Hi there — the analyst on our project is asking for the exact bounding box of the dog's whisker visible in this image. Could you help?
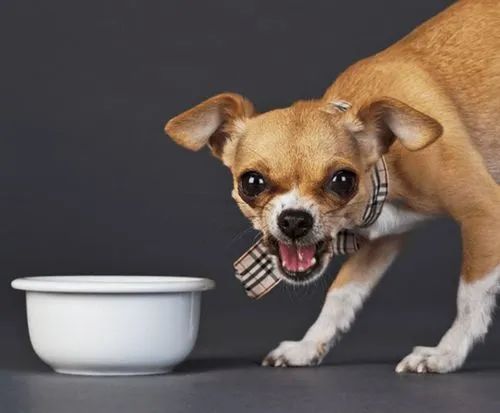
[225,226,258,249]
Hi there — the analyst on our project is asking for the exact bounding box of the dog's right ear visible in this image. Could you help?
[165,93,254,163]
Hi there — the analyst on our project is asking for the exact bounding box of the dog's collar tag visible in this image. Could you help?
[234,157,389,299]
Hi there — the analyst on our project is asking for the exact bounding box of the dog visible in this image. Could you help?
[165,0,500,373]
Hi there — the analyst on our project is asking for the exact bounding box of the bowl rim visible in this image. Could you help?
[11,275,216,293]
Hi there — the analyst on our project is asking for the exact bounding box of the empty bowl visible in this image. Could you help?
[11,275,215,376]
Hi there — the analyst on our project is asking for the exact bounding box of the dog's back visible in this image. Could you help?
[327,0,500,182]
[399,0,500,177]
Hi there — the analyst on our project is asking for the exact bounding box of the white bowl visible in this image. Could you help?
[11,275,215,376]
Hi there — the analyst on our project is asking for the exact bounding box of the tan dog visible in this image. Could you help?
[165,0,500,373]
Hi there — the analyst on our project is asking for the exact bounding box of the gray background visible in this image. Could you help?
[1,0,499,411]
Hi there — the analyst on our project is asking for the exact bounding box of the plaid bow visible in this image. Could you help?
[234,157,388,299]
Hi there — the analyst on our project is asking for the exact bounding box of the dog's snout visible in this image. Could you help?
[278,209,314,239]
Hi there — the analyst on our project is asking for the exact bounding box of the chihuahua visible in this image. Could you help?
[165,0,500,373]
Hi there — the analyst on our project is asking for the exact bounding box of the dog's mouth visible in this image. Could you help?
[267,237,330,283]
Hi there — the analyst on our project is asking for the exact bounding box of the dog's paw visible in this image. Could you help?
[262,340,327,367]
[395,346,465,374]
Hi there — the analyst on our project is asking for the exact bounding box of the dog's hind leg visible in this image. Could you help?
[262,235,403,367]
[397,189,500,374]
[396,266,500,374]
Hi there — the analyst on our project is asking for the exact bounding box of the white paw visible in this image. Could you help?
[262,340,327,367]
[395,346,465,374]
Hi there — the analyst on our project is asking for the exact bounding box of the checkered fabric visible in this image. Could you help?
[234,157,389,299]
[233,241,281,299]
[361,157,389,227]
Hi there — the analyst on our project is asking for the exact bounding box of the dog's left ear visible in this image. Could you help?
[346,97,443,162]
[165,93,254,161]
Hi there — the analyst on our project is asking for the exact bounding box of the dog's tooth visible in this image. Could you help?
[311,257,316,265]
[298,266,304,272]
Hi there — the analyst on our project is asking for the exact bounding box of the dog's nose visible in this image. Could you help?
[278,209,314,239]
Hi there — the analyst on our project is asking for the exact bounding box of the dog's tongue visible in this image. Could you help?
[278,243,316,273]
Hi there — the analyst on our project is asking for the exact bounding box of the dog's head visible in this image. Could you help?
[165,93,442,284]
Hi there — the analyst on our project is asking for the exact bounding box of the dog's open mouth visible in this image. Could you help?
[268,238,329,282]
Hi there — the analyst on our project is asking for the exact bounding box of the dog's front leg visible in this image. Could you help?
[262,235,403,367]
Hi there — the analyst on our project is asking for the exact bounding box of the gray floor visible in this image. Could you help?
[2,361,500,413]
[2,302,500,413]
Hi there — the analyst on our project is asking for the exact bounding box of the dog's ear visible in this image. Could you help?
[165,93,254,161]
[347,97,443,162]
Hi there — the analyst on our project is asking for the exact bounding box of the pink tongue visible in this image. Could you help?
[278,243,316,273]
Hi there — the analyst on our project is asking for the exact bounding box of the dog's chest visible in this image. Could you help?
[357,202,429,240]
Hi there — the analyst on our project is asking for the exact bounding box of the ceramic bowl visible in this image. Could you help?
[11,275,215,376]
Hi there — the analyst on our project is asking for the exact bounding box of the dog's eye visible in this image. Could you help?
[240,171,267,198]
[327,170,357,197]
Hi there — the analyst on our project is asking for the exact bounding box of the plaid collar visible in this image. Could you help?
[234,157,389,299]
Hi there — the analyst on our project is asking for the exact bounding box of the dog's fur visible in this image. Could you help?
[165,0,500,373]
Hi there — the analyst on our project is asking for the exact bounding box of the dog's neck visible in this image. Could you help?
[331,156,388,254]
[359,156,389,228]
